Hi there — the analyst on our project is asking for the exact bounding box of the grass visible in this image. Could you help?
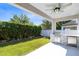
[0,37,49,56]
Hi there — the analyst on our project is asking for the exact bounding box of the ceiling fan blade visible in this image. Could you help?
[61,3,72,9]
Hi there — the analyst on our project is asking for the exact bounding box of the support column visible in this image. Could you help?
[50,20,56,42]
[61,26,64,30]
[76,18,79,48]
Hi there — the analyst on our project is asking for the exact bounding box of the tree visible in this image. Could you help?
[41,20,51,30]
[41,19,71,30]
[56,20,71,30]
[56,22,62,30]
[10,14,33,25]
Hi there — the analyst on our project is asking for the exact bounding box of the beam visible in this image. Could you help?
[55,14,79,22]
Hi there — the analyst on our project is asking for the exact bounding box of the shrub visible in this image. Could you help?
[0,22,41,41]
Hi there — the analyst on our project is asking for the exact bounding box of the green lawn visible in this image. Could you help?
[0,37,49,56]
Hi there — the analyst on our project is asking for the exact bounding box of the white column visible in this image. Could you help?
[76,18,79,48]
[61,26,64,30]
[61,26,64,36]
[77,20,79,30]
[50,20,56,42]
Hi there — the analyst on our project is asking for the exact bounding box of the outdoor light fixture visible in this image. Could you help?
[53,7,61,13]
[46,3,72,13]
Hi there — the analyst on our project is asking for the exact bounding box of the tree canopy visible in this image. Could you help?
[10,14,33,25]
[41,20,51,30]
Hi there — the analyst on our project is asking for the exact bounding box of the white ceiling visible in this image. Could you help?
[14,3,79,22]
[31,3,79,19]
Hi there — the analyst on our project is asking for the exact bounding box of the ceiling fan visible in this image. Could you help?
[46,3,72,13]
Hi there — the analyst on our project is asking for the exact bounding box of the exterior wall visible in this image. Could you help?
[41,29,63,43]
[61,36,68,45]
[41,30,60,37]
[41,29,79,48]
[41,30,51,37]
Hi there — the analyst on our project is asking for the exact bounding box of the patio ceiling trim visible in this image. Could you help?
[11,3,53,22]
[55,14,79,22]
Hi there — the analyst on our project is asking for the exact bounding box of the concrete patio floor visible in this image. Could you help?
[25,43,79,59]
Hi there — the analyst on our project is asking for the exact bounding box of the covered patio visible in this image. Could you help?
[11,3,79,56]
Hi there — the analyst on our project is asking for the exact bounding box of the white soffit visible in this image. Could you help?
[13,3,79,22]
[31,3,79,19]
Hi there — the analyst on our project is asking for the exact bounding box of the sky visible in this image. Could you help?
[0,3,43,25]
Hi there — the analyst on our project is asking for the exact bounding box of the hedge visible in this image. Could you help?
[0,22,41,40]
